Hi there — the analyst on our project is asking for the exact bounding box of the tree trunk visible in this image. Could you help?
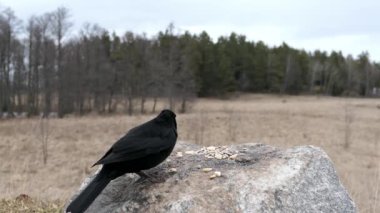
[140,96,145,114]
[108,90,114,113]
[127,96,133,115]
[180,97,186,113]
[152,96,157,113]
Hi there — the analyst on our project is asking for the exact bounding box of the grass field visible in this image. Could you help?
[0,94,379,212]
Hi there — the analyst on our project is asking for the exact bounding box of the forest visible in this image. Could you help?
[1,6,380,117]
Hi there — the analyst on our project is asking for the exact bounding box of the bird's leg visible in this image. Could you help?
[135,171,163,183]
[136,171,150,179]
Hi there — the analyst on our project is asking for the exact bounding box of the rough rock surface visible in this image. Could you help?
[66,142,356,213]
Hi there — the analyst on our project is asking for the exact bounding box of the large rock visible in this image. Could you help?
[66,142,356,213]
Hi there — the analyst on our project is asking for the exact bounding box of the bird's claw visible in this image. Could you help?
[135,171,165,184]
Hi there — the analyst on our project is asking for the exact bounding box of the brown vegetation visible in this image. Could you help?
[0,94,379,212]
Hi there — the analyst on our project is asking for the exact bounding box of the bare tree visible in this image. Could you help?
[158,24,183,110]
[26,17,36,115]
[12,40,26,113]
[177,33,196,113]
[37,13,56,117]
[107,33,123,113]
[149,40,166,113]
[0,7,21,116]
[50,7,72,117]
[117,31,144,115]
[155,24,197,112]
[137,35,150,114]
[26,15,46,116]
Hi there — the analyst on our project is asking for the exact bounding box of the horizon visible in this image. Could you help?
[1,0,379,62]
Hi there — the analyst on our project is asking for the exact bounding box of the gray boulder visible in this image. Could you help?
[66,142,356,213]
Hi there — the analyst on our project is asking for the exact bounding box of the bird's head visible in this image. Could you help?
[157,109,177,128]
[158,109,176,119]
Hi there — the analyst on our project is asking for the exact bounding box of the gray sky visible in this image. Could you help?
[2,0,379,61]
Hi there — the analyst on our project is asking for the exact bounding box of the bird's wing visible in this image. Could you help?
[93,134,174,166]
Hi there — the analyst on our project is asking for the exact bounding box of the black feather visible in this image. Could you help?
[66,109,177,213]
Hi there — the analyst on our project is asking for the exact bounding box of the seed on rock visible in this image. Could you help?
[176,152,183,157]
[168,168,177,173]
[207,146,216,151]
[214,171,222,177]
[185,151,196,155]
[229,154,238,159]
[202,168,213,172]
[209,174,217,179]
[215,153,223,159]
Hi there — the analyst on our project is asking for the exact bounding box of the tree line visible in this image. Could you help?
[1,6,379,118]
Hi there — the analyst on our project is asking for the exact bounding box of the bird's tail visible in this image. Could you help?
[66,168,111,213]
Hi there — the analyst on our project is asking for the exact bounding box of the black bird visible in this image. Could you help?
[66,109,177,213]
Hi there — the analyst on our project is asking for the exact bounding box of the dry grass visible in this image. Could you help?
[0,195,62,213]
[0,94,379,212]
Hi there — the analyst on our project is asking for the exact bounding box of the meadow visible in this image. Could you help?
[0,94,379,212]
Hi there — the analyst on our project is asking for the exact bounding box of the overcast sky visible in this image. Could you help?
[1,0,379,61]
